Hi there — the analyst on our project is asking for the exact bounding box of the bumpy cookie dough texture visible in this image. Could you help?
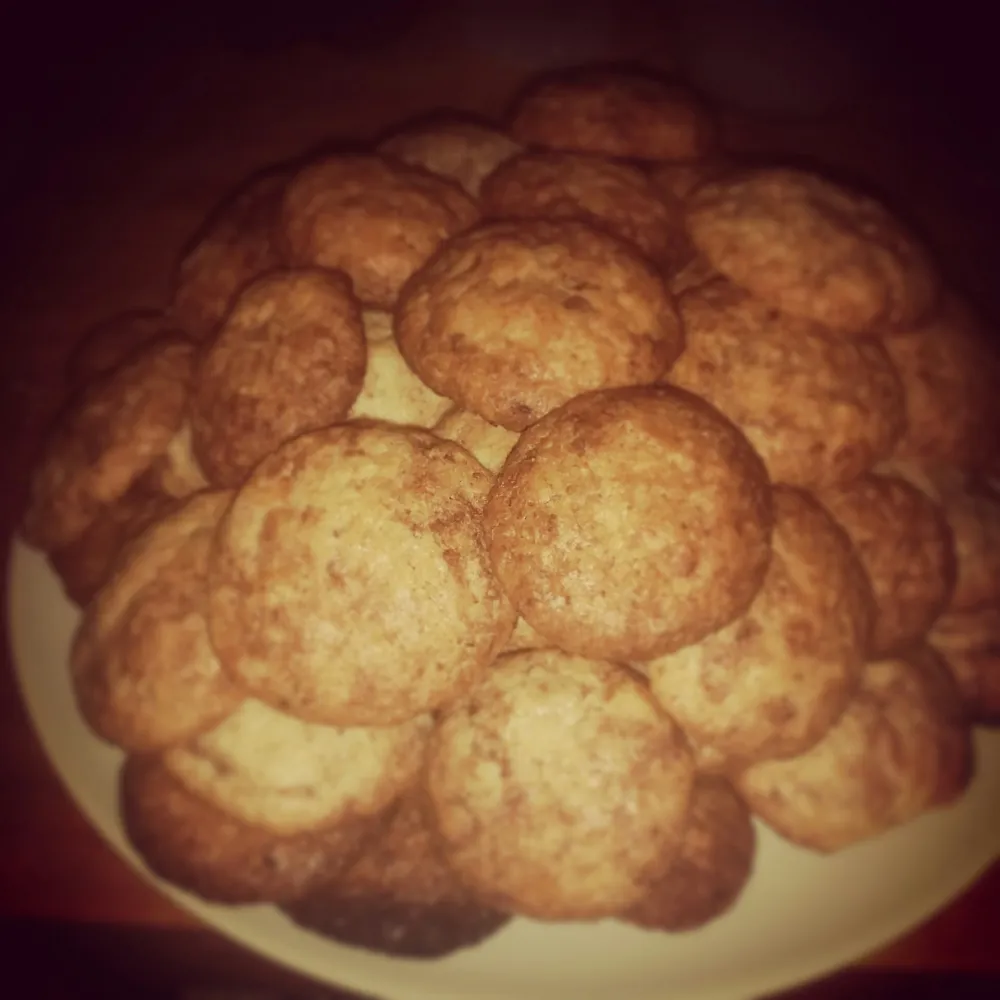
[144,420,209,499]
[378,117,522,196]
[22,337,195,552]
[485,386,773,660]
[624,775,755,932]
[737,650,973,852]
[396,219,683,430]
[648,488,873,767]
[120,754,371,904]
[433,408,520,474]
[511,70,714,161]
[208,423,515,725]
[280,154,479,308]
[669,279,905,488]
[687,168,939,334]
[816,474,956,656]
[427,650,695,920]
[171,167,289,341]
[884,294,1000,472]
[929,609,1000,721]
[349,337,451,428]
[480,151,685,262]
[190,269,366,487]
[163,699,431,836]
[284,788,511,957]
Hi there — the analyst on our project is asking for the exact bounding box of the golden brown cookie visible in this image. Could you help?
[378,117,522,196]
[170,167,290,341]
[396,219,683,430]
[362,309,394,343]
[120,754,372,904]
[883,294,1000,472]
[736,650,974,852]
[433,408,520,474]
[687,168,939,335]
[70,491,241,752]
[189,269,366,488]
[22,337,195,552]
[623,775,755,932]
[816,473,956,655]
[648,487,873,767]
[208,423,515,725]
[349,337,451,428]
[510,69,715,161]
[480,151,685,263]
[929,609,1000,723]
[283,788,511,957]
[426,649,695,920]
[66,310,188,389]
[163,699,431,836]
[669,279,906,488]
[485,385,773,660]
[280,154,479,308]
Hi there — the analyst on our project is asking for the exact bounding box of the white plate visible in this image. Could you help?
[8,537,1000,1000]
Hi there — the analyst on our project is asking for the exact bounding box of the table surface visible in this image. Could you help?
[1,2,999,993]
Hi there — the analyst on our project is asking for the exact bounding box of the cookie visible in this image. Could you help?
[485,386,773,660]
[120,754,372,904]
[687,168,939,334]
[70,491,242,752]
[280,154,479,307]
[349,337,451,428]
[929,609,1000,723]
[66,310,187,389]
[816,473,956,655]
[623,775,755,932]
[190,269,366,487]
[737,650,974,852]
[647,487,873,767]
[510,69,714,161]
[22,337,195,552]
[362,309,394,343]
[378,117,522,196]
[433,408,520,474]
[480,151,685,263]
[142,419,209,499]
[170,166,289,340]
[208,423,515,725]
[668,279,906,488]
[163,699,431,836]
[396,219,683,430]
[883,294,1000,472]
[426,649,695,920]
[283,787,511,957]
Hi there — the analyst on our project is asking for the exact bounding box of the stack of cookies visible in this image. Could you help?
[19,66,1000,957]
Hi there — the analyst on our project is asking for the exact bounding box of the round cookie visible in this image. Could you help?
[66,310,187,389]
[485,385,773,661]
[120,754,372,904]
[480,151,685,263]
[189,269,366,487]
[736,650,974,852]
[686,168,939,334]
[396,219,683,430]
[433,408,520,474]
[623,775,755,932]
[426,649,696,920]
[349,337,451,428]
[883,293,1000,473]
[648,487,873,767]
[668,278,905,488]
[510,69,715,161]
[22,336,195,552]
[171,167,290,341]
[70,491,241,752]
[929,609,1000,723]
[208,423,515,725]
[143,419,209,500]
[816,473,956,655]
[362,309,394,343]
[283,787,511,957]
[280,154,479,308]
[378,117,522,196]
